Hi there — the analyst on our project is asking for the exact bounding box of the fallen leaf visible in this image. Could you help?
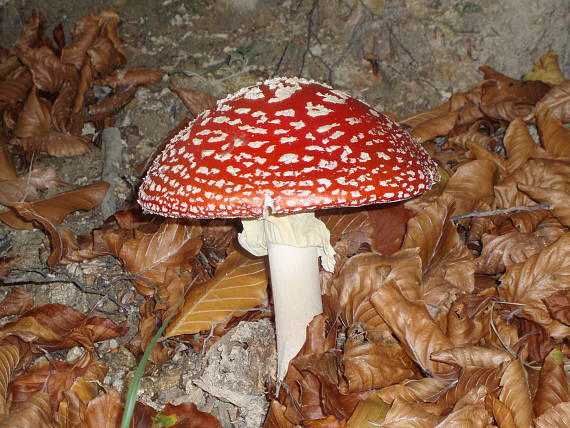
[0,345,20,414]
[544,290,570,325]
[533,349,569,417]
[96,67,164,89]
[436,385,491,428]
[13,87,52,138]
[485,394,516,428]
[0,391,58,428]
[439,366,504,412]
[376,378,447,405]
[368,204,413,255]
[0,181,109,230]
[158,402,223,428]
[533,401,570,428]
[503,118,548,174]
[524,50,565,86]
[536,106,570,158]
[87,85,137,121]
[382,398,440,427]
[166,249,268,336]
[15,131,92,157]
[0,69,33,111]
[347,394,390,427]
[536,80,570,122]
[371,280,459,382]
[87,37,126,76]
[410,111,457,143]
[84,389,123,428]
[498,233,570,325]
[499,360,533,428]
[263,400,296,428]
[0,288,34,318]
[430,346,511,369]
[13,46,66,93]
[398,101,450,128]
[170,86,218,117]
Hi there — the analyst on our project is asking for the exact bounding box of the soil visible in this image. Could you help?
[0,0,568,426]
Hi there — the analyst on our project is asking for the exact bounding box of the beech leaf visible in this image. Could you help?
[533,349,569,417]
[534,401,570,428]
[166,249,268,336]
[499,359,533,428]
[0,345,20,414]
[84,389,123,428]
[536,80,570,122]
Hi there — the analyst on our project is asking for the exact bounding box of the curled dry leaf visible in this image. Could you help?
[398,101,450,128]
[498,233,570,325]
[0,391,57,428]
[381,398,440,427]
[533,349,569,417]
[0,167,67,206]
[544,290,570,326]
[87,37,126,76]
[371,280,459,382]
[13,46,66,93]
[117,221,201,296]
[436,386,491,428]
[446,122,495,151]
[368,204,413,255]
[430,346,512,369]
[341,328,417,393]
[485,394,516,428]
[536,106,570,158]
[479,77,550,109]
[494,158,570,209]
[476,228,564,274]
[170,86,218,117]
[481,100,534,122]
[328,250,422,330]
[376,378,447,405]
[13,87,52,138]
[158,402,223,428]
[84,389,123,428]
[347,395,390,428]
[0,70,33,111]
[96,67,164,89]
[503,118,548,174]
[439,366,503,412]
[320,209,372,256]
[465,142,506,176]
[0,288,34,318]
[536,80,570,122]
[524,50,565,86]
[410,111,457,143]
[446,294,492,348]
[165,249,268,337]
[499,359,533,428]
[519,184,570,227]
[87,85,137,121]
[264,400,296,428]
[443,159,497,216]
[533,401,570,428]
[402,194,474,306]
[0,181,109,230]
[0,345,20,414]
[17,131,92,157]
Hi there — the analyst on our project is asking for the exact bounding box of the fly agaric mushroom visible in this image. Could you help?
[138,77,439,380]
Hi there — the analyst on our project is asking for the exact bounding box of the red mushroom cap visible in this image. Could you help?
[138,77,439,218]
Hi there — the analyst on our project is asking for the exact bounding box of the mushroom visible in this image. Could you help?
[138,77,440,381]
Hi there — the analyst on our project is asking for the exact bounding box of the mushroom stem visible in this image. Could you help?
[267,243,323,380]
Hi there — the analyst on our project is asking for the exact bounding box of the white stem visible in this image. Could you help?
[267,243,323,380]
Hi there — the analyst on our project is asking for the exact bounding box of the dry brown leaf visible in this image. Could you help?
[0,391,57,428]
[0,345,20,414]
[439,366,504,411]
[117,221,201,296]
[436,386,491,428]
[536,106,570,158]
[465,142,506,176]
[524,50,565,86]
[13,87,52,138]
[263,400,296,428]
[84,389,123,428]
[446,294,492,347]
[544,290,570,326]
[0,167,67,205]
[87,37,126,76]
[410,111,457,143]
[0,288,33,318]
[0,144,17,179]
[158,402,223,428]
[369,204,413,255]
[402,194,475,306]
[443,159,497,216]
[320,209,372,253]
[371,280,459,381]
[494,158,570,209]
[498,233,570,325]
[430,346,512,369]
[170,86,218,117]
[533,401,570,428]
[536,80,570,122]
[96,67,164,89]
[533,349,569,417]
[482,100,534,122]
[486,394,516,428]
[0,70,32,111]
[479,77,550,109]
[376,378,447,405]
[476,229,564,274]
[16,131,92,157]
[87,85,137,121]
[0,181,109,230]
[398,101,450,128]
[518,184,570,227]
[342,328,417,393]
[382,398,440,428]
[166,249,268,336]
[13,46,66,93]
[347,394,390,428]
[499,360,533,428]
[503,118,548,174]
[328,250,422,330]
[446,122,495,151]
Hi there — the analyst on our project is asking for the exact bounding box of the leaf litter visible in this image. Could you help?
[0,8,568,428]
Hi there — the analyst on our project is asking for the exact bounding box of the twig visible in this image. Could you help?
[451,203,551,221]
[1,270,129,313]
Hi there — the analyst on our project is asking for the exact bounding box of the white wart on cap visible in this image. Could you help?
[138,77,439,218]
